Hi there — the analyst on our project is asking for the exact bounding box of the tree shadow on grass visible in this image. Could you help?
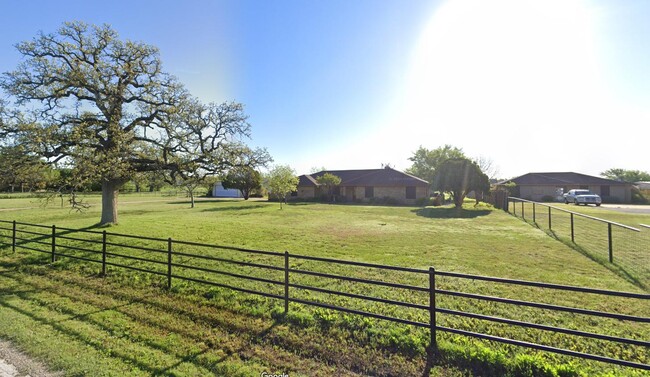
[545,229,646,290]
[0,265,288,376]
[200,204,268,213]
[167,198,246,205]
[413,207,492,219]
[286,202,318,206]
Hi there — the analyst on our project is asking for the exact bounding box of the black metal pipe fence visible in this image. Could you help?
[507,197,649,289]
[0,219,648,371]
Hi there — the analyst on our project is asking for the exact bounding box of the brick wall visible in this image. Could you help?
[294,184,429,204]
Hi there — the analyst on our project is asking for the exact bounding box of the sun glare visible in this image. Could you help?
[390,0,623,174]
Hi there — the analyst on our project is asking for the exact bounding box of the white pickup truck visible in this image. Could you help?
[563,189,602,206]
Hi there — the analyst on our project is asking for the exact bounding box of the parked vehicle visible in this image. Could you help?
[563,189,602,206]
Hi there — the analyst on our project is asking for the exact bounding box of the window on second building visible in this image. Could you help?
[365,186,374,198]
[406,186,416,199]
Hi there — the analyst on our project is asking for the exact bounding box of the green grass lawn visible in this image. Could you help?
[511,200,650,289]
[536,201,650,227]
[0,196,648,376]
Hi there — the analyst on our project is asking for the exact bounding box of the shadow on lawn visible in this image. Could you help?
[0,262,295,376]
[0,253,431,376]
[200,204,268,212]
[413,207,492,219]
[0,258,426,376]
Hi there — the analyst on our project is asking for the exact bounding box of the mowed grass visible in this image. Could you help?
[534,201,650,227]
[511,200,650,289]
[0,196,648,376]
[0,195,639,286]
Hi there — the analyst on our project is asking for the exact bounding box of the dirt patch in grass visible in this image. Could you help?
[0,339,62,377]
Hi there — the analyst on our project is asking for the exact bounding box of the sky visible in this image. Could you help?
[0,0,648,179]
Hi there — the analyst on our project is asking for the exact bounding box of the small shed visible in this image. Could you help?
[212,182,242,198]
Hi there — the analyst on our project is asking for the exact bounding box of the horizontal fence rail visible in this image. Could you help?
[506,197,649,290]
[0,219,648,371]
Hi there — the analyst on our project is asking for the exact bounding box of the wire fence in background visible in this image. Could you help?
[507,197,649,290]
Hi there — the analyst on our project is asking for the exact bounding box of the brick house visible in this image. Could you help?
[295,167,430,204]
[497,172,633,203]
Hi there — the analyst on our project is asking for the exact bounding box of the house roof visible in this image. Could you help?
[298,167,429,187]
[497,172,630,186]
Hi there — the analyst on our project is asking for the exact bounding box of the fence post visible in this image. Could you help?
[12,220,16,253]
[428,267,437,357]
[101,230,107,276]
[284,251,290,314]
[521,201,525,220]
[513,199,517,216]
[50,225,57,263]
[548,207,552,230]
[608,224,613,263]
[570,213,575,242]
[167,238,173,289]
[532,203,536,224]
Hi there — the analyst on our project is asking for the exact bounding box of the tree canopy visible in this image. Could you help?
[406,145,466,185]
[433,158,490,208]
[601,168,650,183]
[0,145,54,192]
[264,165,299,209]
[316,172,341,202]
[221,166,262,200]
[0,21,268,224]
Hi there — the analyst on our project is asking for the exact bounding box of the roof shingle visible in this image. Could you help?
[299,167,429,187]
[498,172,630,186]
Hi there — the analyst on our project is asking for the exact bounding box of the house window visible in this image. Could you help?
[406,186,416,199]
[333,186,341,196]
[365,186,374,198]
[290,190,298,197]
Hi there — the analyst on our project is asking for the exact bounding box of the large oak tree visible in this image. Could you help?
[1,21,267,224]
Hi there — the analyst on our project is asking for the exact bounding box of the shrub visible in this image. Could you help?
[540,195,555,202]
[414,197,429,206]
[631,187,648,204]
[383,196,399,205]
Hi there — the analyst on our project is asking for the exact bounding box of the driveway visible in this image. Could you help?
[599,204,650,215]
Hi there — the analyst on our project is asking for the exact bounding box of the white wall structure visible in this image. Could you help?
[212,182,242,198]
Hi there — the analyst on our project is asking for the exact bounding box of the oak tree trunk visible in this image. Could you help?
[101,180,122,225]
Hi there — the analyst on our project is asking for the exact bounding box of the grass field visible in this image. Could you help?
[0,195,648,376]
[533,201,650,227]
[509,200,650,289]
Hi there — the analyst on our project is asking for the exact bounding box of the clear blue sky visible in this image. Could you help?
[1,0,648,178]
